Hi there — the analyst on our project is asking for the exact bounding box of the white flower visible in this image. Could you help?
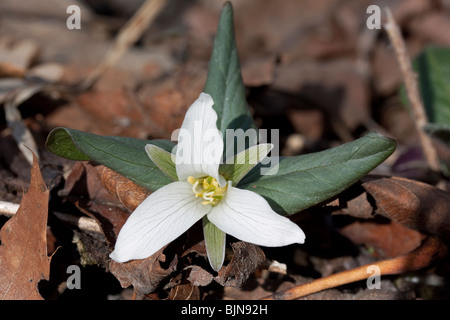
[109,93,305,269]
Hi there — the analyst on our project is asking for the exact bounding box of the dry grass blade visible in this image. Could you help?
[261,237,446,300]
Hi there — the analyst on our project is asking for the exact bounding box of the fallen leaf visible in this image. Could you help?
[167,282,201,300]
[333,188,373,219]
[97,165,151,212]
[339,219,424,258]
[263,237,446,300]
[0,152,51,300]
[215,242,265,288]
[272,59,370,135]
[241,55,275,87]
[362,176,450,240]
[186,265,214,287]
[109,248,178,295]
[0,39,39,78]
[4,85,43,164]
[59,162,130,246]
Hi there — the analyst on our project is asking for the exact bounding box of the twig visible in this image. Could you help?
[384,8,441,173]
[79,0,167,91]
[0,200,19,216]
[261,237,446,300]
[0,200,102,234]
[52,212,103,234]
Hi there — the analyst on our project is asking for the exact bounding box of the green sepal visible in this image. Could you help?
[202,216,226,272]
[220,143,273,185]
[145,144,178,181]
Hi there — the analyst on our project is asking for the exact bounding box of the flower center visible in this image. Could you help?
[187,176,227,206]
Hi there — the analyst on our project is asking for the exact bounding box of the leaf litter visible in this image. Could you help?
[0,151,51,299]
[1,0,450,300]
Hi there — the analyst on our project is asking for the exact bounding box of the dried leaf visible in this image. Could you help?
[167,282,201,300]
[0,39,39,78]
[59,162,131,245]
[4,86,43,164]
[186,265,214,287]
[339,219,424,258]
[109,248,178,295]
[332,186,374,219]
[263,237,446,300]
[215,242,265,288]
[362,176,450,240]
[97,165,151,212]
[60,162,115,203]
[0,152,51,300]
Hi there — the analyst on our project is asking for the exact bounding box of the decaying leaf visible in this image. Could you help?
[362,176,450,240]
[186,265,214,287]
[339,219,424,258]
[4,86,42,165]
[263,237,446,300]
[332,175,450,257]
[97,165,151,212]
[59,162,131,245]
[167,282,201,300]
[0,152,51,300]
[109,248,178,295]
[215,242,265,288]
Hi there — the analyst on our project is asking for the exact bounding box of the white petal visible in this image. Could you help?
[207,182,305,247]
[110,181,211,263]
[175,93,224,185]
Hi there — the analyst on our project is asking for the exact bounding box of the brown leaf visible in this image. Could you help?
[97,165,150,212]
[0,39,39,78]
[167,282,201,300]
[60,162,130,246]
[215,242,265,288]
[186,265,214,287]
[109,248,178,295]
[263,237,446,300]
[0,153,51,300]
[335,190,374,219]
[60,162,115,203]
[241,55,275,87]
[339,219,424,258]
[362,176,450,240]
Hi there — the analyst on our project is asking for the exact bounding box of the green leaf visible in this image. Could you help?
[45,127,174,191]
[203,2,256,144]
[220,143,273,185]
[145,145,178,181]
[238,132,396,215]
[45,127,90,161]
[412,46,450,125]
[202,216,226,272]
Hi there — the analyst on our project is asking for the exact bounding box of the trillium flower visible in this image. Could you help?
[110,93,305,270]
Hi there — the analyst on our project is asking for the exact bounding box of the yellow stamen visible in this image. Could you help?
[187,176,227,206]
[187,176,197,185]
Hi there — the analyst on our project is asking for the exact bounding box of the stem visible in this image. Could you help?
[261,237,446,300]
[384,8,440,173]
